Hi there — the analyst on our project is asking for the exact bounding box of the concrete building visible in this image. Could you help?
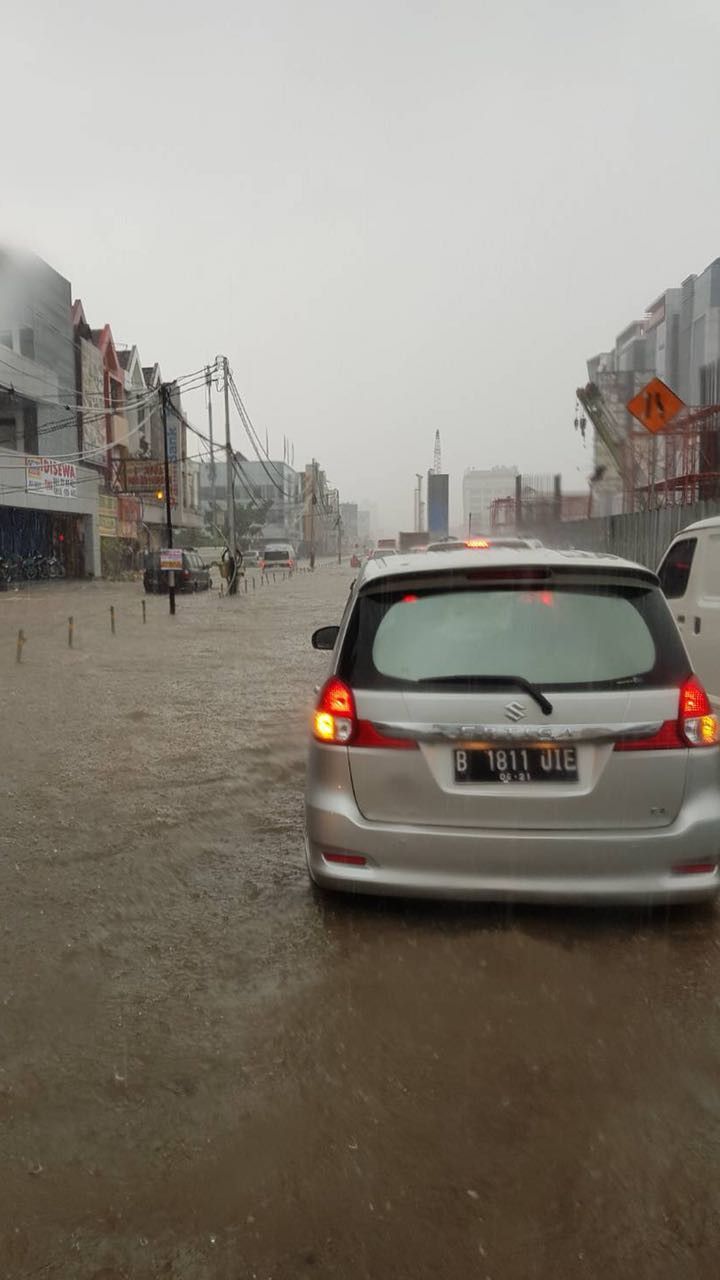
[339,502,358,544]
[0,249,100,575]
[586,256,720,505]
[463,466,518,535]
[199,457,303,545]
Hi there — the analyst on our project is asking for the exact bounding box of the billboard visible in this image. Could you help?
[121,459,178,504]
[26,455,78,499]
[427,472,449,537]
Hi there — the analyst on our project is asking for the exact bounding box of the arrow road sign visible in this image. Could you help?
[627,377,684,434]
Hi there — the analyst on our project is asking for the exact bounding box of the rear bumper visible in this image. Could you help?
[305,791,720,905]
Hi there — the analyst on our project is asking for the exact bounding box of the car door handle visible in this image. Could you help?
[676,614,685,623]
[694,616,701,635]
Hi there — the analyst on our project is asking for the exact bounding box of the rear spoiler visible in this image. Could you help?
[358,562,659,593]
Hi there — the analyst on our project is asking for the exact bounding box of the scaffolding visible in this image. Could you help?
[578,376,720,512]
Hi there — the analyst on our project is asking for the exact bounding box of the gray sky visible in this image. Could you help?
[6,0,720,531]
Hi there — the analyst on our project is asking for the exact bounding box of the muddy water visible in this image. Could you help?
[0,568,718,1278]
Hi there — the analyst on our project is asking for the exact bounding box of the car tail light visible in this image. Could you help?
[323,852,367,866]
[615,675,719,752]
[312,678,417,749]
[671,861,717,876]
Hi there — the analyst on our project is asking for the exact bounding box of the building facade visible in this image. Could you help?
[462,466,518,536]
[585,256,720,508]
[0,249,100,575]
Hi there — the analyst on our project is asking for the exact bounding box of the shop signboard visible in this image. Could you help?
[26,455,78,499]
[122,459,178,504]
[160,548,183,571]
[117,495,141,539]
[98,494,118,538]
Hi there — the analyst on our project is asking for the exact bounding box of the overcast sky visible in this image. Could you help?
[6,0,720,530]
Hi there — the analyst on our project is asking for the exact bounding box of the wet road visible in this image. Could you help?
[1,566,718,1279]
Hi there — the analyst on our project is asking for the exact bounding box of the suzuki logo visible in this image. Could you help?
[504,700,527,722]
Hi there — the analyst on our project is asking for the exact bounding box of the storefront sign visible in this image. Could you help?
[160,548,183,571]
[98,493,118,538]
[122,459,178,504]
[26,455,78,499]
[117,495,141,539]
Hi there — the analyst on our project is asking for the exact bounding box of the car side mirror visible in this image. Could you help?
[312,625,339,651]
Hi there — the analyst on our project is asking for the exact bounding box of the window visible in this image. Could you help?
[23,405,38,455]
[19,327,35,360]
[701,534,720,599]
[657,537,697,599]
[0,416,16,448]
[341,580,688,691]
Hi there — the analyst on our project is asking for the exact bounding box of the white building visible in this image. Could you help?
[462,466,518,535]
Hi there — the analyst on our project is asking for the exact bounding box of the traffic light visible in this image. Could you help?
[155,488,164,501]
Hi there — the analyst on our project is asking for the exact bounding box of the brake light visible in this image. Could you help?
[614,675,719,751]
[313,678,355,743]
[312,678,417,749]
[679,676,719,745]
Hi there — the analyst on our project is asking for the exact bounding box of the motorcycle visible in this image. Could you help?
[46,554,66,579]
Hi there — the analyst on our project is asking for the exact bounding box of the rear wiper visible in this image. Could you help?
[416,674,553,716]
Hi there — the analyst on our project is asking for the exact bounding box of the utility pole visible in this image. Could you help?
[309,460,316,570]
[416,473,423,533]
[337,515,342,564]
[206,365,216,529]
[223,356,238,594]
[160,384,176,617]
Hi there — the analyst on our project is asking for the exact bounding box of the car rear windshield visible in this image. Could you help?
[339,579,689,690]
[264,549,291,562]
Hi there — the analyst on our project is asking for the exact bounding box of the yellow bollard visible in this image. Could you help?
[141,600,146,625]
[16,629,25,663]
[110,605,116,635]
[68,616,74,648]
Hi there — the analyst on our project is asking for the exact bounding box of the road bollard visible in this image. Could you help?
[68,616,74,648]
[141,600,146,625]
[110,605,116,636]
[253,576,256,590]
[244,577,248,593]
[273,572,276,584]
[16,629,25,663]
[220,581,224,597]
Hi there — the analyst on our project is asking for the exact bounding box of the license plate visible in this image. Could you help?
[454,746,578,784]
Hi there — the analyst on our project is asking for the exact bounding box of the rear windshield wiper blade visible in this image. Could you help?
[416,674,553,716]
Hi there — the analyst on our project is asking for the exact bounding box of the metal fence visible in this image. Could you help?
[534,498,720,570]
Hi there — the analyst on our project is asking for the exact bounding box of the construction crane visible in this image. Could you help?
[432,429,442,474]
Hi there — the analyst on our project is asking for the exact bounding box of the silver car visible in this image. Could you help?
[305,549,720,904]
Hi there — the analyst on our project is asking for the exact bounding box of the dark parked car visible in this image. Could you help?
[143,549,212,593]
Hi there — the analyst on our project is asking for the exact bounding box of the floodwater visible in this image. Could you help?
[0,566,718,1279]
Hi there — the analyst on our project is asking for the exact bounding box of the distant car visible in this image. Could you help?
[143,549,211,593]
[305,546,720,904]
[368,547,398,559]
[261,544,296,572]
[243,549,260,568]
[426,536,543,552]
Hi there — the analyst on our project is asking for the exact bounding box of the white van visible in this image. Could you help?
[657,516,720,709]
[261,543,296,572]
